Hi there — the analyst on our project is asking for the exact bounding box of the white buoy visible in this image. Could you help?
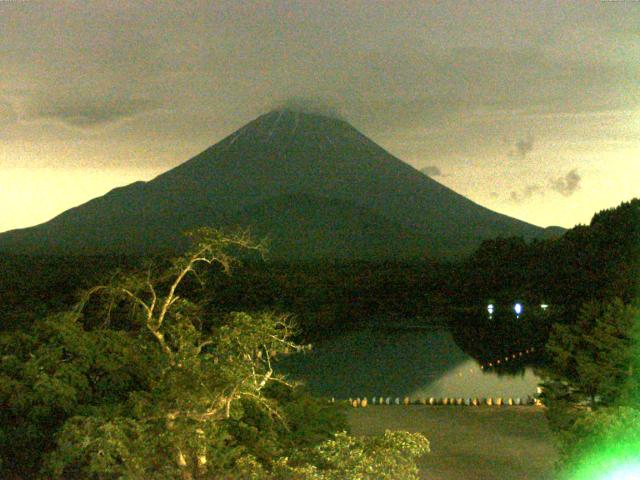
[385,397,391,405]
[395,397,401,405]
[429,397,436,405]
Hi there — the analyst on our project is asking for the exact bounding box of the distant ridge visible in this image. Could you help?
[0,110,560,259]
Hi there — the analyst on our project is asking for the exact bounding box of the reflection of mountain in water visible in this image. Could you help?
[277,327,541,399]
[448,309,549,372]
[410,359,540,399]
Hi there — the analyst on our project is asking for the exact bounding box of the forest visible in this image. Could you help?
[0,198,638,478]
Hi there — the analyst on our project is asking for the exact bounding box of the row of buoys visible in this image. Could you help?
[479,347,537,370]
[340,396,543,408]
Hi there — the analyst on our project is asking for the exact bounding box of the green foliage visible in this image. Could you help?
[293,430,430,480]
[541,298,640,473]
[0,228,428,479]
[543,299,640,410]
[0,313,150,477]
[232,430,430,480]
[556,406,640,479]
[506,200,640,476]
[458,199,639,312]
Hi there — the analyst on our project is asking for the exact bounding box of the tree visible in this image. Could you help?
[0,312,149,477]
[237,430,430,480]
[45,228,312,479]
[540,298,640,472]
[558,406,640,479]
[0,228,429,479]
[543,299,639,409]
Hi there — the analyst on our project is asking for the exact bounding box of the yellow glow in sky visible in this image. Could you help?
[1,167,161,233]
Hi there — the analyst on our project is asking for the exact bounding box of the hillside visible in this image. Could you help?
[0,110,555,259]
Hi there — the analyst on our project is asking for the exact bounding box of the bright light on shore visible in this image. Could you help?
[514,303,523,316]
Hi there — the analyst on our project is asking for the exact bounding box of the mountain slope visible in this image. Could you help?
[0,110,553,258]
[222,193,430,261]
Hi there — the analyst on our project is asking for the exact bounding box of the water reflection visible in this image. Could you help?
[410,359,540,399]
[278,325,541,399]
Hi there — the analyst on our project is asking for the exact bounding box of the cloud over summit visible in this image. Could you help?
[0,0,636,230]
[271,98,345,121]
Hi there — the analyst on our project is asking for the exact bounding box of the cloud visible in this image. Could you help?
[420,165,443,177]
[0,1,636,171]
[509,136,534,159]
[509,169,582,202]
[22,94,160,129]
[0,98,17,125]
[0,90,28,122]
[551,169,581,196]
[272,97,344,120]
[516,138,534,157]
[509,184,544,203]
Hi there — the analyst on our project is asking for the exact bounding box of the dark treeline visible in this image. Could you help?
[449,198,639,368]
[0,254,457,338]
[0,254,140,330]
[447,199,640,475]
[459,198,639,312]
[1,199,638,346]
[201,259,456,338]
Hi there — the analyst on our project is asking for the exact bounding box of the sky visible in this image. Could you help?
[1,0,638,233]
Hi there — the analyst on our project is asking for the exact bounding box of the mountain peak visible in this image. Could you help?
[259,108,345,125]
[0,110,548,258]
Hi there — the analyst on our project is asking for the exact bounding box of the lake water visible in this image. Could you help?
[278,326,541,399]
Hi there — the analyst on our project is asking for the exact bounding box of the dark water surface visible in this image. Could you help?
[278,325,541,399]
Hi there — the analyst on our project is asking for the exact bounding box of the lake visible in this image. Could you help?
[278,325,542,400]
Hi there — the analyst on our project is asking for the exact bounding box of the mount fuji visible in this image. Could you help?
[0,110,559,259]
